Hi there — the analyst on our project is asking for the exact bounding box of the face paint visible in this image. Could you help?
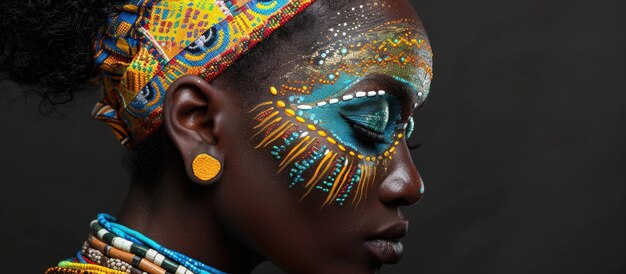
[250,2,433,207]
[406,116,415,139]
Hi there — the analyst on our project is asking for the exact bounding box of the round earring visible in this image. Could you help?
[192,153,222,182]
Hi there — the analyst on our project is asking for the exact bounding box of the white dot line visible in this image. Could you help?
[296,90,388,110]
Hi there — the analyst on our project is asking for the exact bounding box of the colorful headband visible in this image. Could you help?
[91,0,315,148]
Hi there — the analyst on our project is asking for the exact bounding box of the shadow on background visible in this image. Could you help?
[0,0,624,273]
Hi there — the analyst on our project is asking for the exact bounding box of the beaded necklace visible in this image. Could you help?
[46,214,227,274]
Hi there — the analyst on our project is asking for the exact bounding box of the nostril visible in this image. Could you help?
[378,175,423,207]
[378,140,424,206]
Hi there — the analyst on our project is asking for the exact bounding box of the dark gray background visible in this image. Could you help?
[1,0,624,273]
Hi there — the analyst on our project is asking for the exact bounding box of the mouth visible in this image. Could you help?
[364,221,408,264]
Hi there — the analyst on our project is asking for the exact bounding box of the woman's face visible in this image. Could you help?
[212,0,432,272]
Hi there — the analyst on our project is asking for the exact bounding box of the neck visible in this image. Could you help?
[116,175,263,274]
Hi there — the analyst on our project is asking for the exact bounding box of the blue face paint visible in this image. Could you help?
[341,99,390,134]
[297,93,402,155]
[406,116,415,139]
[250,19,433,207]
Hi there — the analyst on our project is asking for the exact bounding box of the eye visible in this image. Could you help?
[340,97,391,144]
[349,122,388,143]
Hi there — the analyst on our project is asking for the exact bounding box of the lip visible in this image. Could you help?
[364,221,408,264]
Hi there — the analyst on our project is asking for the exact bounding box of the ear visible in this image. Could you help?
[163,75,225,185]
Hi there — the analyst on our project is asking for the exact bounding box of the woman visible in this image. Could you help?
[1,0,433,273]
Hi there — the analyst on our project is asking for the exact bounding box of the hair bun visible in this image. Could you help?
[0,0,122,107]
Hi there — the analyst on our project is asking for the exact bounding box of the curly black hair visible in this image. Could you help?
[0,0,336,187]
[0,0,123,106]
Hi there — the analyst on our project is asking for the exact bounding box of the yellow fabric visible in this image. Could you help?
[92,0,316,147]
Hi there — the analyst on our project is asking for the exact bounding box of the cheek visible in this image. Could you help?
[211,107,378,271]
[212,111,316,256]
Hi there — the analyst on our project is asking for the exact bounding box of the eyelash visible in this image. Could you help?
[349,122,388,144]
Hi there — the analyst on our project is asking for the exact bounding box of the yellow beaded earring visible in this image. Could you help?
[192,153,222,182]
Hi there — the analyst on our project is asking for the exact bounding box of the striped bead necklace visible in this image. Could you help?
[49,214,226,274]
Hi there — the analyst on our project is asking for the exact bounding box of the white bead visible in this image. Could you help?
[378,90,386,95]
[121,239,132,252]
[356,91,366,97]
[317,101,327,107]
[367,91,377,97]
[329,98,339,104]
[297,105,312,110]
[146,249,158,261]
[342,95,354,100]
[175,266,190,274]
[154,254,165,265]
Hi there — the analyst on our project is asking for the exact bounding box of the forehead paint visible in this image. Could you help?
[250,1,433,207]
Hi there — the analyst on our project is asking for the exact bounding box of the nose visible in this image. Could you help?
[378,144,424,206]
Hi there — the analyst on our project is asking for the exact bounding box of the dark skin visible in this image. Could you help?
[117,0,429,273]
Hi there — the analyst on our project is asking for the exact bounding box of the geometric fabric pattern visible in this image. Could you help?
[92,0,316,147]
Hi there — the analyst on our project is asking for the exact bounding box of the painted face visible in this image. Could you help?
[212,0,432,272]
[249,7,432,207]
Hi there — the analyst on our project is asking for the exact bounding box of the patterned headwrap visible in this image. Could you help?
[92,0,315,148]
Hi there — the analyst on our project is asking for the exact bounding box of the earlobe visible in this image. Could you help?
[163,75,225,185]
